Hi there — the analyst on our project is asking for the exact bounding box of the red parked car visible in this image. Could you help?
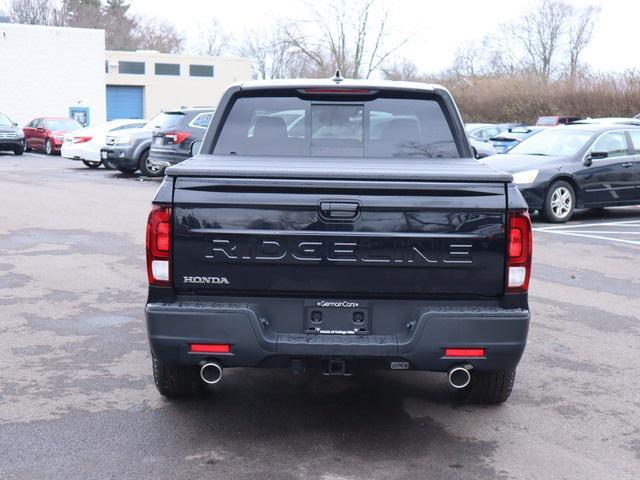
[23,117,82,155]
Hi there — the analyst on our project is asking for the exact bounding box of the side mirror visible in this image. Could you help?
[36,126,45,131]
[190,139,203,156]
[583,155,592,167]
[13,122,18,127]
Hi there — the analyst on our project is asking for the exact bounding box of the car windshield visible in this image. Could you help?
[46,119,81,130]
[146,111,185,130]
[214,94,459,158]
[0,113,13,127]
[508,129,592,156]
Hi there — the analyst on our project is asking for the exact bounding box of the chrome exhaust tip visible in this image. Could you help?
[448,365,472,389]
[200,362,223,385]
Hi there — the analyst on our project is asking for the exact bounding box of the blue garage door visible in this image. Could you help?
[106,85,144,120]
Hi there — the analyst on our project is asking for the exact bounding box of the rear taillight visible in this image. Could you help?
[164,132,190,144]
[146,205,171,286]
[506,210,532,293]
[73,136,93,144]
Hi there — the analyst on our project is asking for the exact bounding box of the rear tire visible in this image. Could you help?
[82,160,101,168]
[13,146,24,156]
[25,140,32,152]
[138,150,164,177]
[152,356,204,399]
[117,166,137,175]
[102,157,117,170]
[469,368,516,404]
[543,180,575,223]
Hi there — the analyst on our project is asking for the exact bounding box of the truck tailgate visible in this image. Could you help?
[172,176,507,297]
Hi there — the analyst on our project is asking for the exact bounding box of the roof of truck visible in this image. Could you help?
[238,78,444,93]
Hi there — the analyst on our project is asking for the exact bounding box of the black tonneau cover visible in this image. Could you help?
[166,155,513,183]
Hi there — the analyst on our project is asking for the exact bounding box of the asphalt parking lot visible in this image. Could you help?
[1,152,639,480]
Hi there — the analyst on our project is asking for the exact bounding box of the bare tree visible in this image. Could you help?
[382,58,421,81]
[196,17,231,57]
[8,0,59,25]
[282,0,408,79]
[8,0,184,54]
[450,41,483,78]
[135,17,184,53]
[516,0,572,82]
[238,25,316,79]
[567,5,600,82]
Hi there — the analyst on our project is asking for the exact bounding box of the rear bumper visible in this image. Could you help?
[61,144,99,162]
[0,138,24,150]
[101,146,138,169]
[146,301,530,372]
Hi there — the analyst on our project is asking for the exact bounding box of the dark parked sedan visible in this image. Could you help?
[483,125,640,222]
[148,107,215,171]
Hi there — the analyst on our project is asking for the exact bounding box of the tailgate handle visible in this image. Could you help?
[319,202,359,220]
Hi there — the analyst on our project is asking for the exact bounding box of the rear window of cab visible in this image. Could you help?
[213,93,460,158]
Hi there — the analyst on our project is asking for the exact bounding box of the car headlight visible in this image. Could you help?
[512,169,539,184]
[114,134,133,145]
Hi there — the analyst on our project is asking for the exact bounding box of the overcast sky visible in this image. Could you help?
[130,0,637,74]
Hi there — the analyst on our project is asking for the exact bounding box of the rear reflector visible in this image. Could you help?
[190,344,231,353]
[444,348,485,357]
[506,211,532,292]
[151,260,169,282]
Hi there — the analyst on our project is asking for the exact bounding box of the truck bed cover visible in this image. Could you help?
[166,155,513,183]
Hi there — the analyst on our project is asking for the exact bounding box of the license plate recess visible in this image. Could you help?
[304,300,370,335]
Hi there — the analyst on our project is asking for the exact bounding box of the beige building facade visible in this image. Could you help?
[105,50,252,120]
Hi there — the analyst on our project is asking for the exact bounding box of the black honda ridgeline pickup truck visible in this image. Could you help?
[145,78,532,404]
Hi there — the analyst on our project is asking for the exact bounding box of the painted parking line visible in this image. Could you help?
[534,220,640,246]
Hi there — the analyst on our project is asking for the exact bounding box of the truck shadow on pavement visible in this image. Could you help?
[157,368,501,477]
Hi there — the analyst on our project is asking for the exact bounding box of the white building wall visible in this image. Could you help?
[0,24,106,126]
[105,51,252,117]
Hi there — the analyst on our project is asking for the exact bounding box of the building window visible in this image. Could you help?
[155,63,180,76]
[118,61,145,75]
[189,64,214,77]
[105,60,109,73]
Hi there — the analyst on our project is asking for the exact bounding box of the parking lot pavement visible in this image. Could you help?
[535,214,640,246]
[0,154,639,480]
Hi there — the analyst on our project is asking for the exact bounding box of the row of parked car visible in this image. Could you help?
[466,115,640,158]
[0,107,215,177]
[472,116,640,222]
[4,106,640,224]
